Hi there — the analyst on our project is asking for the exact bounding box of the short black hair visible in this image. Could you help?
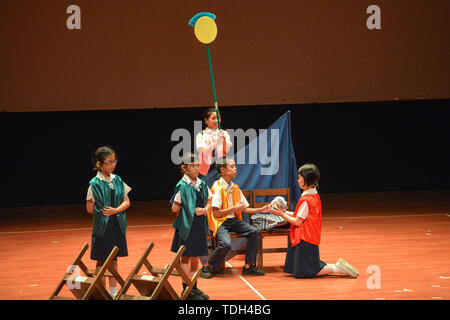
[298,163,320,187]
[181,152,197,165]
[215,157,233,177]
[203,107,218,120]
[203,107,221,126]
[91,146,116,171]
[179,152,198,175]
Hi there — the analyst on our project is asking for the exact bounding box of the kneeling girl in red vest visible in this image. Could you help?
[270,163,359,278]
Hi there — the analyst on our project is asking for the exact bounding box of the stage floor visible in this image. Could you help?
[0,191,449,300]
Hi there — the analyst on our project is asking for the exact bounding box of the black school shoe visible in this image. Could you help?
[187,290,204,300]
[192,287,209,300]
[242,265,265,276]
[200,265,212,279]
[183,283,208,300]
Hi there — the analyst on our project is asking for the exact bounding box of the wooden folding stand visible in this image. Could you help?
[116,243,199,300]
[49,243,124,300]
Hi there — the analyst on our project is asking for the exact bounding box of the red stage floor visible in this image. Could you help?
[0,191,449,300]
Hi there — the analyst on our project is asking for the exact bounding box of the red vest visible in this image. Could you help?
[290,193,322,246]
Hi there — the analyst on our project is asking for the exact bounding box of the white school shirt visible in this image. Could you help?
[196,128,232,162]
[211,177,249,219]
[173,174,212,204]
[86,172,132,202]
[291,187,318,220]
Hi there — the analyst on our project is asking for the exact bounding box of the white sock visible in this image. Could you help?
[110,287,117,295]
[330,264,340,273]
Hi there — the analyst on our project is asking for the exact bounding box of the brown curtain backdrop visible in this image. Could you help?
[1,0,449,112]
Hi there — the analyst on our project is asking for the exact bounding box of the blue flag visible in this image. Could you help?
[176,111,301,262]
[203,110,302,210]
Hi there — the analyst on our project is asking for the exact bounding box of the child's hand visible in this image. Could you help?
[215,130,225,144]
[260,204,271,213]
[195,207,207,216]
[270,207,285,216]
[102,206,117,217]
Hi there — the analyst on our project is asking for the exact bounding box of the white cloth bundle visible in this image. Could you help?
[270,196,288,211]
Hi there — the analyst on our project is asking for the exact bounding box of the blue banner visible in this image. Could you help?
[175,111,302,260]
[203,110,302,210]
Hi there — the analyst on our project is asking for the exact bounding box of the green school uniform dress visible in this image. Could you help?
[170,176,209,257]
[88,173,129,261]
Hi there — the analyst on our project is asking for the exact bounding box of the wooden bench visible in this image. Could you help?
[255,229,289,269]
[207,188,291,270]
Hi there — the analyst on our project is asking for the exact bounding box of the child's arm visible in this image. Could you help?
[197,132,220,155]
[86,186,94,214]
[283,212,304,227]
[222,130,233,154]
[220,130,228,157]
[86,199,94,214]
[243,203,271,215]
[222,138,227,157]
[270,208,304,227]
[171,190,182,215]
[212,203,247,218]
[172,201,181,215]
[102,194,131,217]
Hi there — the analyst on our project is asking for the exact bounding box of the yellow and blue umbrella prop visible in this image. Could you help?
[188,12,221,129]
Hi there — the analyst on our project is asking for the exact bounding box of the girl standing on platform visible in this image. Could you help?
[196,107,233,177]
[171,153,212,300]
[270,163,359,279]
[86,146,131,297]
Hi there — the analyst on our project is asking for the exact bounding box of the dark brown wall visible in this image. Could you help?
[1,0,449,112]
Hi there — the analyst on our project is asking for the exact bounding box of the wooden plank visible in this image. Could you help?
[120,294,151,301]
[151,268,180,276]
